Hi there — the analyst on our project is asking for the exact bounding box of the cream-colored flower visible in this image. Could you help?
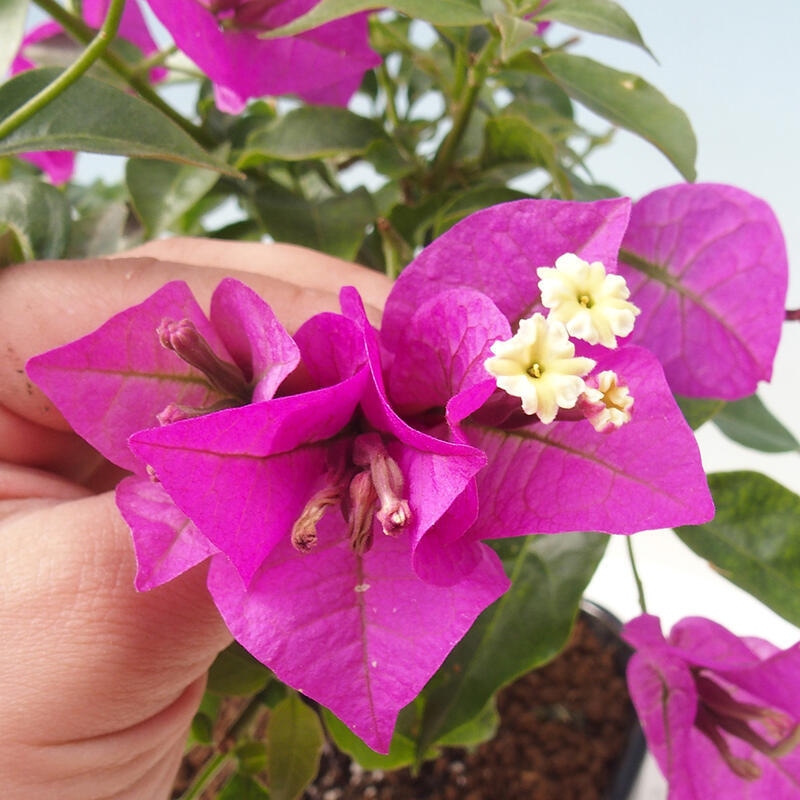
[578,370,634,432]
[484,313,596,423]
[537,253,640,348]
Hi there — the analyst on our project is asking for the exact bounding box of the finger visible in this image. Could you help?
[0,251,382,434]
[119,236,392,314]
[0,491,231,798]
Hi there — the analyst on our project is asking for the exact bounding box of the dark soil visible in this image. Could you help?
[302,612,640,800]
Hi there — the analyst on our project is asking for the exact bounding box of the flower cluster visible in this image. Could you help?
[28,181,789,758]
[624,615,800,798]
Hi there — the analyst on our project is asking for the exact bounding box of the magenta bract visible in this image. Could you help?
[144,0,380,112]
[383,196,715,537]
[618,183,788,399]
[623,615,800,798]
[27,278,299,588]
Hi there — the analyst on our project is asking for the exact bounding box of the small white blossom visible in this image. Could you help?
[537,253,640,348]
[578,370,634,432]
[484,313,596,424]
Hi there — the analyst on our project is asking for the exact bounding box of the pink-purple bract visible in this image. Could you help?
[623,614,800,798]
[618,183,788,399]
[26,187,781,753]
[27,278,299,589]
[144,0,381,113]
[128,287,510,750]
[382,195,716,538]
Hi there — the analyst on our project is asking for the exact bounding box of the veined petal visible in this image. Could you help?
[383,197,632,353]
[206,511,509,753]
[466,346,714,537]
[26,281,232,473]
[116,475,218,590]
[129,373,367,584]
[619,183,788,399]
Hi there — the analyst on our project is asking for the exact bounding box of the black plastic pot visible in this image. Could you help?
[580,599,648,800]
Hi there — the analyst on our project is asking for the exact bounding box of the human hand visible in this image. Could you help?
[0,239,391,800]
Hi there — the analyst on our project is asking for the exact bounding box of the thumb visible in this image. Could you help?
[0,491,231,798]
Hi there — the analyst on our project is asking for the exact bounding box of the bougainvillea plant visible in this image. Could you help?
[2,0,799,796]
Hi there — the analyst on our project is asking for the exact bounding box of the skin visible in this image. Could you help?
[0,238,391,800]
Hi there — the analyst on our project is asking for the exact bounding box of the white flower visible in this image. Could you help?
[578,370,634,432]
[484,313,596,423]
[537,253,640,348]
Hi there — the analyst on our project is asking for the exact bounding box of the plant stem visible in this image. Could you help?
[178,752,230,800]
[625,537,648,614]
[26,0,207,142]
[0,0,127,141]
[430,39,497,188]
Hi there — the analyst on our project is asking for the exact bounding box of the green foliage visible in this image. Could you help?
[540,53,697,180]
[676,472,800,627]
[713,394,799,453]
[266,692,325,800]
[218,774,270,800]
[674,395,726,430]
[0,69,237,174]
[206,642,272,696]
[414,532,608,758]
[0,0,29,78]
[534,0,653,55]
[266,0,489,36]
[126,155,223,237]
[0,178,70,264]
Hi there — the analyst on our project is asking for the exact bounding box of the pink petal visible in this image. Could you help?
[388,288,512,415]
[116,475,218,590]
[26,281,231,473]
[619,183,788,399]
[464,346,714,537]
[209,278,299,402]
[145,0,379,107]
[383,197,632,352]
[129,373,368,583]
[207,512,509,753]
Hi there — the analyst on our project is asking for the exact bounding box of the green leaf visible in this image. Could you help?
[534,0,653,56]
[0,0,29,78]
[494,13,546,63]
[264,0,488,37]
[676,472,800,626]
[322,705,419,770]
[713,394,799,453]
[239,106,386,165]
[218,773,270,800]
[435,695,499,747]
[674,395,725,430]
[188,692,221,746]
[481,113,571,196]
[266,692,324,800]
[126,155,222,237]
[540,52,696,180]
[0,178,71,264]
[253,182,375,260]
[206,642,272,696]
[235,741,269,776]
[0,68,240,175]
[416,532,608,756]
